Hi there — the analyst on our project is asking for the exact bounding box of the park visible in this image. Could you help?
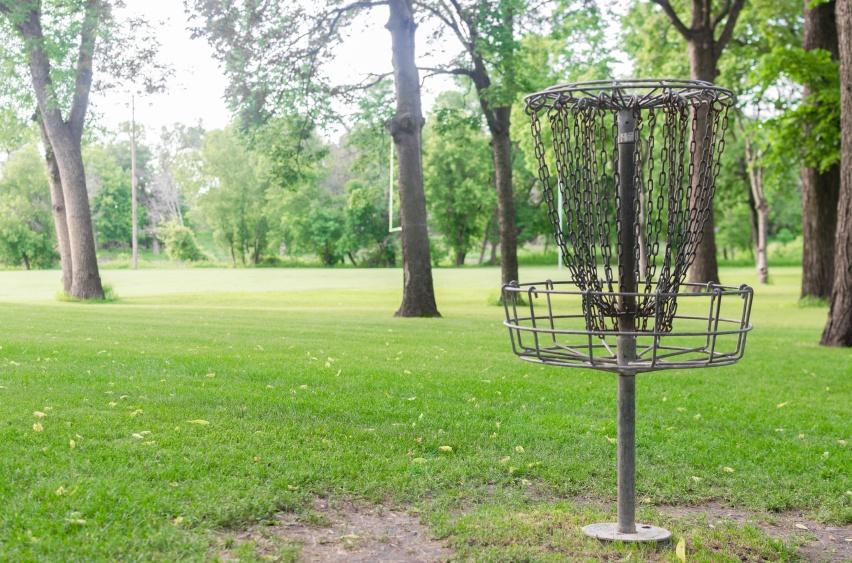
[0,0,851,561]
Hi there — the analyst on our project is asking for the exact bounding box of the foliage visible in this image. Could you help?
[86,143,148,248]
[423,89,495,265]
[0,144,57,268]
[159,218,206,262]
[194,127,272,266]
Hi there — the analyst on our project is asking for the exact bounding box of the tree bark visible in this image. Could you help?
[653,0,747,286]
[802,0,840,300]
[820,0,852,346]
[35,115,72,293]
[491,119,519,286]
[16,4,104,299]
[386,0,440,317]
[744,137,769,284]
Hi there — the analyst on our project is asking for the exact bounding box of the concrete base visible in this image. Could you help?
[582,522,672,544]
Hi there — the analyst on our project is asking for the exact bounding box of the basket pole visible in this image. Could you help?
[616,109,639,535]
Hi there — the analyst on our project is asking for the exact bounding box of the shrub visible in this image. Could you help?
[160,219,206,262]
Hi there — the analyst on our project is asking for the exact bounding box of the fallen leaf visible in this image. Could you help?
[795,523,808,531]
[33,423,43,432]
[64,518,86,525]
[691,476,702,482]
[439,446,452,452]
[776,402,788,408]
[342,534,359,540]
[500,456,511,464]
[205,373,215,378]
[187,420,209,425]
[55,486,67,496]
[693,413,701,420]
[676,538,686,562]
[412,458,427,463]
[108,402,117,407]
[515,445,525,453]
[33,411,46,418]
[723,467,734,473]
[69,440,75,449]
[172,516,184,525]
[606,436,617,444]
[132,433,143,439]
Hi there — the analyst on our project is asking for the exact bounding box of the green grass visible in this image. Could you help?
[0,266,849,561]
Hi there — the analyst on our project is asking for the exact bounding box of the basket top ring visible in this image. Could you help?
[523,78,736,112]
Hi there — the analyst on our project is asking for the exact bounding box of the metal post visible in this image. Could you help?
[615,108,638,535]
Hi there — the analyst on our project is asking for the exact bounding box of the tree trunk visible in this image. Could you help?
[36,116,72,293]
[491,120,519,285]
[22,253,31,270]
[687,26,721,286]
[802,0,840,300]
[746,157,769,284]
[455,249,466,266]
[18,6,104,299]
[821,0,852,346]
[385,0,440,317]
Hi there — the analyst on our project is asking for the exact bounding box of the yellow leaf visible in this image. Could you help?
[515,445,525,453]
[677,407,686,412]
[33,411,46,418]
[662,397,667,402]
[691,476,701,482]
[776,402,788,408]
[606,436,617,444]
[412,458,427,463]
[838,440,847,447]
[795,523,808,530]
[676,538,686,562]
[500,456,511,464]
[64,518,86,525]
[69,440,75,449]
[439,446,452,452]
[723,467,734,473]
[172,516,184,525]
[108,402,117,407]
[299,385,308,390]
[342,534,359,540]
[33,423,43,432]
[132,433,143,439]
[55,486,67,496]
[693,413,701,420]
[206,373,215,378]
[187,420,209,425]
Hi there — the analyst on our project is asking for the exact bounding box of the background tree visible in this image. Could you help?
[423,89,495,265]
[188,0,439,317]
[0,0,170,298]
[821,0,852,346]
[0,144,57,269]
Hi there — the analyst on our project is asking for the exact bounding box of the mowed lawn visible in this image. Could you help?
[0,266,849,561]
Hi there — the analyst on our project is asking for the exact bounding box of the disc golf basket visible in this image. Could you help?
[503,79,754,543]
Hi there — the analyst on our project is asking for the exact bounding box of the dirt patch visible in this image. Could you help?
[218,497,454,562]
[659,502,852,563]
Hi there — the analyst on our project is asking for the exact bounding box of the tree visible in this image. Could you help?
[820,0,852,346]
[642,0,747,285]
[419,0,611,287]
[0,144,57,269]
[187,0,440,317]
[423,90,495,265]
[801,0,840,299]
[0,0,170,298]
[195,128,271,266]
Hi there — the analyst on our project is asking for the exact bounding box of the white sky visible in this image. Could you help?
[94,0,455,138]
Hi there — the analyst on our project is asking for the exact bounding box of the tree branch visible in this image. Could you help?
[714,0,746,57]
[325,0,388,41]
[418,66,474,79]
[68,0,99,143]
[710,0,732,31]
[0,2,11,15]
[649,0,693,39]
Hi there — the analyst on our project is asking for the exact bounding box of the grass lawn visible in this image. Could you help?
[0,266,849,561]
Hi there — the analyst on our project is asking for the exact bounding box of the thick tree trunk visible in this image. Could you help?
[687,28,721,286]
[492,120,519,286]
[802,0,840,300]
[36,117,72,293]
[821,0,852,346]
[386,0,440,317]
[18,6,104,299]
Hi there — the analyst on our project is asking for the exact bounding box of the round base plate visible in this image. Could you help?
[582,522,672,544]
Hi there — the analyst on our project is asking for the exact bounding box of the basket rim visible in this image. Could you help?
[523,78,736,110]
[502,279,753,298]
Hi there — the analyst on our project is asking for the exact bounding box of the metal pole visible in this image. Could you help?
[616,109,638,535]
[131,95,138,271]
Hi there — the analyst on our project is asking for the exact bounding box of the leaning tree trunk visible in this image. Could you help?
[802,0,840,300]
[821,0,852,346]
[386,0,440,317]
[36,117,72,293]
[687,27,721,286]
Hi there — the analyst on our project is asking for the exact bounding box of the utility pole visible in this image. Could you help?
[131,95,138,270]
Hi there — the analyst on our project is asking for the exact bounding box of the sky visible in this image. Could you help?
[95,0,456,139]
